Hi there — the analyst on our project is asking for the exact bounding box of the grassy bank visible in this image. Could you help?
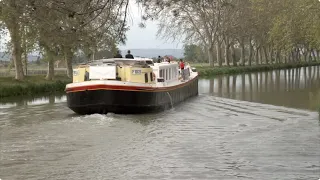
[193,61,320,77]
[0,75,71,98]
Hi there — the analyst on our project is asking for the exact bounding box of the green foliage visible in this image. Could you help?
[195,61,320,77]
[140,0,320,66]
[0,75,71,98]
[1,0,130,80]
[184,44,208,63]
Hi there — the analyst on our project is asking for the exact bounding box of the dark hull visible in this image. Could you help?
[66,77,198,115]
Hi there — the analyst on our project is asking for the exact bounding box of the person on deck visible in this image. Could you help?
[125,50,134,59]
[179,59,185,69]
[114,50,122,58]
[179,59,185,80]
[157,56,161,63]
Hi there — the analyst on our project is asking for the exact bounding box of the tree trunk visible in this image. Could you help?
[231,45,237,66]
[285,52,289,64]
[259,48,263,64]
[263,46,269,64]
[9,20,24,80]
[23,46,28,76]
[240,37,245,66]
[224,42,230,67]
[269,47,274,64]
[208,45,215,67]
[86,52,92,63]
[255,47,259,65]
[22,25,28,76]
[317,50,320,61]
[64,47,73,78]
[297,48,301,62]
[91,48,97,61]
[307,50,311,62]
[284,55,287,64]
[46,50,55,80]
[217,41,222,67]
[287,52,291,63]
[311,49,316,62]
[248,38,253,66]
[303,49,308,62]
[276,50,280,64]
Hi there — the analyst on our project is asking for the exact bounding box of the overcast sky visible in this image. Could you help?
[119,1,183,50]
[0,2,183,51]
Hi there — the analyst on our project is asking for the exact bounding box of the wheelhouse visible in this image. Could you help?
[72,58,156,84]
[153,63,179,83]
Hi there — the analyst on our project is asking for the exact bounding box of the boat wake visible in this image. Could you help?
[1,94,319,180]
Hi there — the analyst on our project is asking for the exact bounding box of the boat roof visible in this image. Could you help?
[87,58,154,67]
[91,58,153,63]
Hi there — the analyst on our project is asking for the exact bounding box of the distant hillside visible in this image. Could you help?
[0,52,10,61]
[1,49,185,61]
[0,52,39,62]
[120,49,184,58]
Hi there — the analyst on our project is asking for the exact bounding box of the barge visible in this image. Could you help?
[65,58,198,114]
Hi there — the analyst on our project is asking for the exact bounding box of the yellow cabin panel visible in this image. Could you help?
[73,68,86,83]
[72,65,154,84]
[126,67,154,84]
[117,66,126,81]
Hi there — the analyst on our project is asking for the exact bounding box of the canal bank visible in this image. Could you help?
[195,61,320,77]
[0,62,319,98]
[0,75,71,98]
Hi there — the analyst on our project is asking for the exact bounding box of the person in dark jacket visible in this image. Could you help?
[125,50,134,59]
[157,56,161,63]
[114,50,122,58]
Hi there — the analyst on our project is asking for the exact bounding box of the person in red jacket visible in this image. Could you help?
[179,59,185,69]
[179,59,185,80]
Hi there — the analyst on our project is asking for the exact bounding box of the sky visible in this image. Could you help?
[0,2,183,52]
[119,1,183,50]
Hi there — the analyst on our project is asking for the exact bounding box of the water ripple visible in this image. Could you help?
[0,95,319,180]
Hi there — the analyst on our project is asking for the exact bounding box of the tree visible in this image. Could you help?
[1,0,130,80]
[0,0,29,80]
[140,0,228,67]
[184,44,209,63]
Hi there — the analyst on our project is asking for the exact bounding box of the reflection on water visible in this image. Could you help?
[0,92,66,109]
[199,66,320,111]
[0,95,319,180]
[0,66,319,180]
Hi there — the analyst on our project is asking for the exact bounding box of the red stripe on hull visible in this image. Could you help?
[66,75,198,93]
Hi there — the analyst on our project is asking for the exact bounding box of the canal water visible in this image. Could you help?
[0,66,319,180]
[200,65,320,111]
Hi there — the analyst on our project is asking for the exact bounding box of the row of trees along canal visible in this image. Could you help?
[140,0,320,66]
[0,0,130,80]
[1,0,320,81]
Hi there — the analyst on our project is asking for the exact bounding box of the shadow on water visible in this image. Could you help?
[199,65,320,111]
[0,92,66,107]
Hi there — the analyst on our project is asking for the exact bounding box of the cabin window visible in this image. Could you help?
[176,68,178,78]
[150,72,153,81]
[172,68,174,79]
[171,69,174,79]
[145,73,148,83]
[160,69,164,78]
[165,69,168,80]
[175,68,178,78]
[169,68,171,80]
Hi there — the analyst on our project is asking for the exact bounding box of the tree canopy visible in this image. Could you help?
[0,0,130,80]
[139,0,320,66]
